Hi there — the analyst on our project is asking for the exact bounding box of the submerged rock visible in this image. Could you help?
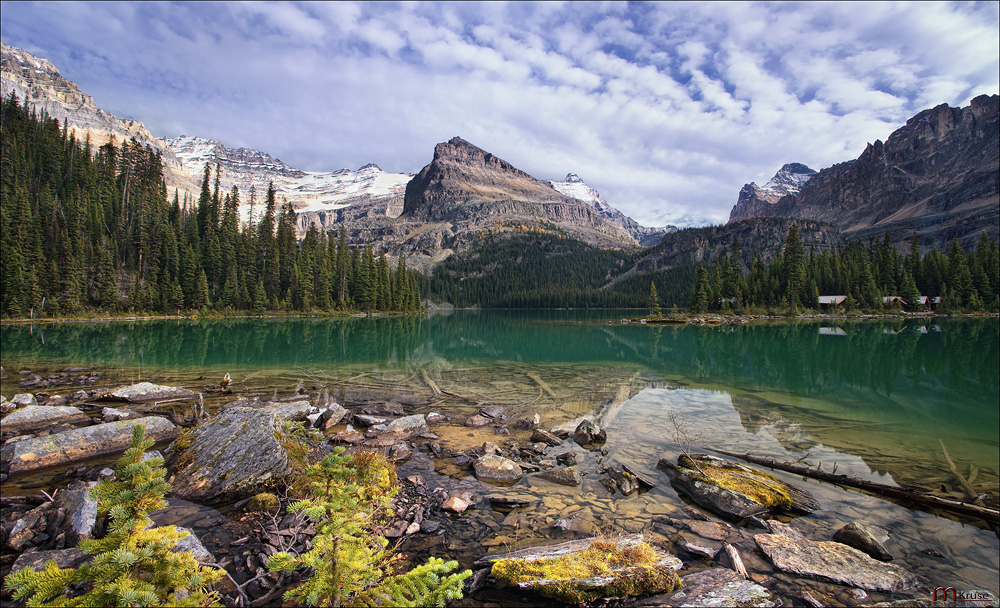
[105,382,198,403]
[1,405,89,433]
[170,402,311,503]
[634,567,776,607]
[2,417,177,475]
[532,465,582,486]
[833,521,893,561]
[572,420,606,447]
[657,454,818,520]
[473,454,523,485]
[484,534,681,604]
[754,533,916,592]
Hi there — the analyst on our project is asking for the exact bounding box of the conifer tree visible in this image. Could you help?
[648,281,662,318]
[4,425,223,607]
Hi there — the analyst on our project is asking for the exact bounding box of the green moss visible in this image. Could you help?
[246,492,280,511]
[680,456,792,508]
[490,539,680,604]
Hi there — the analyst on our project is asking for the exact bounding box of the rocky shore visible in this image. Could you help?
[2,372,998,607]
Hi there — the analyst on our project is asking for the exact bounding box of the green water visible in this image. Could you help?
[2,312,999,596]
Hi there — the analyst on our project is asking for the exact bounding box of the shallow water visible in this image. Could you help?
[2,312,998,599]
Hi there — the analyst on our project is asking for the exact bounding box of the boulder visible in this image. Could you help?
[11,548,88,573]
[572,420,606,446]
[174,526,214,563]
[532,466,582,486]
[383,414,428,438]
[833,521,893,561]
[443,496,471,513]
[170,403,311,503]
[657,454,818,520]
[101,407,134,422]
[354,414,387,427]
[1,405,89,433]
[51,480,99,545]
[105,382,198,403]
[1,417,177,475]
[464,414,492,427]
[634,567,775,607]
[484,534,681,604]
[11,393,38,407]
[314,404,348,429]
[473,454,523,485]
[754,533,916,592]
[479,405,510,420]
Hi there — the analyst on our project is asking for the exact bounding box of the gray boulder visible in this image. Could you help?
[11,393,37,407]
[384,414,428,438]
[2,417,177,475]
[11,548,88,573]
[833,521,893,561]
[105,382,198,403]
[52,480,99,545]
[754,533,916,592]
[174,526,214,563]
[170,402,312,503]
[1,405,89,433]
[473,454,523,485]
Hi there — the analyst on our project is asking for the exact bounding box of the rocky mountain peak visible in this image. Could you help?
[564,173,584,183]
[729,162,816,222]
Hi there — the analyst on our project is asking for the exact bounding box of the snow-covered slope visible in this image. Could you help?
[548,173,675,246]
[165,135,411,222]
[729,163,817,222]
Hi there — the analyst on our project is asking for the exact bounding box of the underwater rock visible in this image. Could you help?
[634,567,776,607]
[532,465,582,486]
[474,454,523,485]
[657,454,818,520]
[754,533,916,592]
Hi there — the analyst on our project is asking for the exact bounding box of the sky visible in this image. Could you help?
[1,2,998,228]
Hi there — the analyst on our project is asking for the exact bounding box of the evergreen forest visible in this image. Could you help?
[2,94,997,318]
[0,96,422,318]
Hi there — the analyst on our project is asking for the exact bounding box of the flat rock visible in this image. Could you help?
[766,520,806,540]
[101,407,134,422]
[105,382,198,403]
[532,465,582,486]
[634,567,775,607]
[479,405,510,420]
[170,403,311,503]
[442,496,471,513]
[354,414,387,427]
[754,533,916,592]
[833,521,893,561]
[478,533,682,569]
[1,405,89,433]
[473,454,523,485]
[1,417,177,475]
[657,454,818,520]
[487,495,532,512]
[465,414,492,427]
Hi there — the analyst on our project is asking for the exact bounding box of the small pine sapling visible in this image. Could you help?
[4,424,223,607]
[268,447,471,607]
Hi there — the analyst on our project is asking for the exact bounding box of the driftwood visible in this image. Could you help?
[526,372,557,397]
[706,448,999,524]
[724,543,748,580]
[940,439,978,501]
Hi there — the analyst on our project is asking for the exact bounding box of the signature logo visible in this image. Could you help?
[932,587,998,604]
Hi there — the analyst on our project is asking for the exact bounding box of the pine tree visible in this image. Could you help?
[267,447,470,607]
[647,281,662,318]
[4,425,223,607]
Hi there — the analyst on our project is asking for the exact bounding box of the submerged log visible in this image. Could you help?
[706,448,999,524]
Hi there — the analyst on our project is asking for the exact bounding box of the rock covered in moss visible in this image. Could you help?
[487,534,681,604]
[169,402,311,503]
[657,454,818,520]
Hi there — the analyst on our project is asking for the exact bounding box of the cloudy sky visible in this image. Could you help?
[1,1,997,227]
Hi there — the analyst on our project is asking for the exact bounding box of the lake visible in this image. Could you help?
[2,312,998,600]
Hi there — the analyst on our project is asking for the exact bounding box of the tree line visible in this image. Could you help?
[0,95,421,318]
[685,224,1000,314]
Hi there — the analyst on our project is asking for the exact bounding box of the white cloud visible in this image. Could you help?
[1,0,997,228]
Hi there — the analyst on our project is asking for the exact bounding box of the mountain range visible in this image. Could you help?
[0,41,667,262]
[3,40,997,279]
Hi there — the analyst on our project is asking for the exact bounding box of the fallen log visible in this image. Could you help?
[705,448,999,524]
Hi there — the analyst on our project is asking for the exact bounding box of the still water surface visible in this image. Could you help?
[2,312,998,598]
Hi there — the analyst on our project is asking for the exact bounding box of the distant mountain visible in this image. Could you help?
[0,42,409,230]
[547,174,676,246]
[0,41,199,197]
[728,163,817,222]
[165,135,411,226]
[728,96,999,249]
[400,137,636,247]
